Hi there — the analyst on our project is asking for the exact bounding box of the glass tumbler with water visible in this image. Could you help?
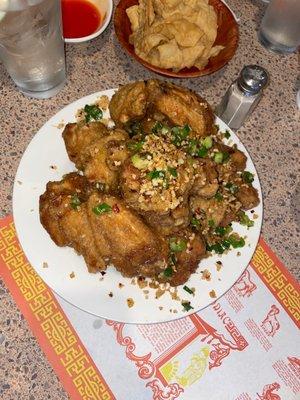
[0,0,66,98]
[258,0,300,54]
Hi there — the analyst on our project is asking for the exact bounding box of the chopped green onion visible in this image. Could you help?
[239,211,254,227]
[127,121,143,138]
[152,121,163,133]
[169,253,177,266]
[215,225,233,236]
[191,217,200,228]
[207,242,224,254]
[228,234,245,248]
[70,194,81,210]
[183,285,194,295]
[84,104,103,123]
[222,152,230,163]
[214,192,223,201]
[164,266,173,277]
[187,139,199,156]
[202,136,213,149]
[92,203,112,215]
[147,169,166,180]
[214,152,224,163]
[242,171,254,184]
[225,182,239,194]
[221,239,231,249]
[127,141,144,152]
[171,124,190,146]
[208,219,215,227]
[197,146,208,158]
[224,130,231,139]
[169,238,187,252]
[182,301,194,312]
[168,167,178,177]
[131,154,149,169]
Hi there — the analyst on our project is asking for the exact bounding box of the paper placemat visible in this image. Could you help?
[1,215,299,400]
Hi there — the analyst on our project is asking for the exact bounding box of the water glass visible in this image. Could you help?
[258,0,300,54]
[0,0,66,98]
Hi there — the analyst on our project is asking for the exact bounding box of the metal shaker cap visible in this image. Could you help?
[237,65,269,95]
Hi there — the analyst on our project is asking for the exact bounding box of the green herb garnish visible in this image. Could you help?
[169,238,187,252]
[183,285,194,295]
[131,154,149,169]
[225,182,239,194]
[191,217,200,228]
[92,203,112,215]
[214,152,224,164]
[214,192,223,201]
[224,130,231,139]
[168,167,178,177]
[228,234,245,248]
[197,146,208,158]
[84,104,103,123]
[208,219,215,227]
[239,211,254,227]
[171,124,190,146]
[126,120,143,138]
[202,136,213,149]
[242,171,254,184]
[164,266,173,277]
[152,121,163,133]
[127,140,144,152]
[70,194,81,210]
[182,301,194,312]
[214,225,232,236]
[147,169,166,180]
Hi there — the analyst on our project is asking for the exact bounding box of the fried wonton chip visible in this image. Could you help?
[126,0,224,71]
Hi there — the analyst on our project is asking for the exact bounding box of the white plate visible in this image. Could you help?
[13,89,263,324]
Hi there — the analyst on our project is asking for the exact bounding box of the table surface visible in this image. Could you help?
[0,0,299,398]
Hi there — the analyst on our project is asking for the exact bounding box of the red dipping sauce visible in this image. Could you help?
[62,0,102,39]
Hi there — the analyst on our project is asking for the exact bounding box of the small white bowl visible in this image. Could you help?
[64,0,113,43]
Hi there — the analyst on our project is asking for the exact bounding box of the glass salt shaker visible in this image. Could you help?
[216,65,269,130]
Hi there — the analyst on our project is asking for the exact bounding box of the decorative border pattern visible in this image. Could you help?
[0,216,114,400]
[251,239,300,327]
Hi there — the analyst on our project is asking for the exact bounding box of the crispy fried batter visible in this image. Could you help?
[63,121,130,191]
[147,80,214,137]
[109,80,214,138]
[39,173,104,272]
[109,81,148,126]
[87,193,167,278]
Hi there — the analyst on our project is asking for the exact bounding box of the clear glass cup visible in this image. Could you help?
[0,0,66,98]
[258,0,300,54]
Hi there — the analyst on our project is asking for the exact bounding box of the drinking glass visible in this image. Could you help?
[0,0,66,98]
[258,0,300,54]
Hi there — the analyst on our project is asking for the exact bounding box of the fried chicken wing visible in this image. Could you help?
[63,121,130,191]
[39,173,105,272]
[109,81,147,126]
[109,80,214,138]
[87,193,167,278]
[63,121,109,170]
[147,80,214,137]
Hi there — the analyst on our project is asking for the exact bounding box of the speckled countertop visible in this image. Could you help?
[0,0,299,398]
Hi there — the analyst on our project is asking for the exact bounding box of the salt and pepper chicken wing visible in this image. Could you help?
[109,79,214,138]
[40,173,105,272]
[40,80,260,287]
[63,121,130,191]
